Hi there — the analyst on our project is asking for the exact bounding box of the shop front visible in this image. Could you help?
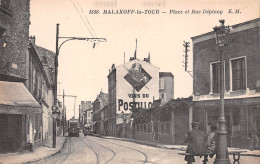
[193,97,260,149]
[0,81,42,153]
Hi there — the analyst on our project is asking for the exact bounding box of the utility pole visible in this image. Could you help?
[54,23,106,142]
[183,41,192,77]
[52,23,59,148]
[62,89,65,136]
[183,41,189,72]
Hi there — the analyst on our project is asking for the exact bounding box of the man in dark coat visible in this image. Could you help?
[184,122,207,164]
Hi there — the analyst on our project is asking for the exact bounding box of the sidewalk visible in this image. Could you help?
[93,134,260,157]
[0,136,67,164]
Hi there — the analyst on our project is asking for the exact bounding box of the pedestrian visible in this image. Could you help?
[205,123,218,158]
[117,126,121,137]
[184,122,207,164]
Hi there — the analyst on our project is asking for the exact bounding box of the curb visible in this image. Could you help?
[92,134,260,157]
[93,134,164,149]
[23,137,68,164]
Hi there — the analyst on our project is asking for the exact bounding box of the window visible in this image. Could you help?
[159,78,164,89]
[211,62,220,93]
[160,123,165,133]
[0,27,6,38]
[231,57,246,91]
[166,123,171,134]
[163,93,166,101]
[148,123,152,133]
[144,124,147,133]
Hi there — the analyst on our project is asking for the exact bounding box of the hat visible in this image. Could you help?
[191,122,200,127]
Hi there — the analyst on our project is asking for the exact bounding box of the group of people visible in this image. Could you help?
[184,122,218,164]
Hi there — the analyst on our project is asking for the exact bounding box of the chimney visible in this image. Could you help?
[129,57,135,61]
[29,36,36,45]
[144,52,150,63]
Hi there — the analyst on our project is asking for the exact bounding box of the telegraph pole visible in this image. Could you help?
[63,89,65,136]
[183,41,192,77]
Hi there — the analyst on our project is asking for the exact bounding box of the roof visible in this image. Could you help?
[0,81,42,114]
[191,18,260,41]
[159,72,174,77]
[108,58,160,77]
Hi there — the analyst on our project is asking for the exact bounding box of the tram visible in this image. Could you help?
[68,118,80,137]
[83,124,90,136]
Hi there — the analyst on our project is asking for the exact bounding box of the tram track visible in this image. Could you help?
[88,136,148,164]
[58,137,73,164]
[80,137,116,164]
[78,137,100,164]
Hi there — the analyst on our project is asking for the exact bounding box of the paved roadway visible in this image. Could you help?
[35,134,260,164]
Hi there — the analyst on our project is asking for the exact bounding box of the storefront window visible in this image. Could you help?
[232,109,240,136]
[160,123,165,133]
[148,123,152,133]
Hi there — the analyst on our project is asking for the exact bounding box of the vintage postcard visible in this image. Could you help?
[0,0,259,163]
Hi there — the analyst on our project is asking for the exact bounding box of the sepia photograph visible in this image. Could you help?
[0,0,259,163]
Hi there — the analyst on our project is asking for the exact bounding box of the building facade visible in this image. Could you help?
[35,43,55,144]
[159,72,174,103]
[79,101,92,127]
[191,18,260,149]
[107,56,160,136]
[0,0,41,153]
[92,91,108,134]
[0,0,56,152]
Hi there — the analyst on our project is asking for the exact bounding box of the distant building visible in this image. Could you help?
[79,101,92,127]
[92,91,108,134]
[159,72,174,103]
[191,18,260,149]
[84,106,93,125]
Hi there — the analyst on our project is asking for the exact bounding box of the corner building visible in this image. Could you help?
[191,18,260,149]
[107,58,159,135]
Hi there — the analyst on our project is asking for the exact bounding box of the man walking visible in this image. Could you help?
[184,122,207,164]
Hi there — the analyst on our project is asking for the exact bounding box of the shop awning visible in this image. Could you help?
[0,81,42,114]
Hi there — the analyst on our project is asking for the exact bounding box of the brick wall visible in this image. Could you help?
[193,26,260,95]
[0,0,30,79]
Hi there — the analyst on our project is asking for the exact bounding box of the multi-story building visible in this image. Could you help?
[92,91,108,134]
[0,0,56,152]
[0,0,41,153]
[79,101,92,127]
[159,72,174,103]
[84,106,93,125]
[107,54,160,136]
[34,39,56,144]
[191,18,260,149]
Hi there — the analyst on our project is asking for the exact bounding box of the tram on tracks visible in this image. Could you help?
[68,118,80,137]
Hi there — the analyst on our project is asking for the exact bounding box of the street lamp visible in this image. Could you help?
[213,19,231,164]
[52,102,60,148]
[54,24,106,141]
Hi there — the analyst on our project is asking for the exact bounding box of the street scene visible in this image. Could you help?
[0,0,260,164]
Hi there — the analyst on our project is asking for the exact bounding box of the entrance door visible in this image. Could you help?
[0,114,22,153]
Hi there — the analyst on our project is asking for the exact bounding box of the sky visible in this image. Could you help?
[29,0,259,119]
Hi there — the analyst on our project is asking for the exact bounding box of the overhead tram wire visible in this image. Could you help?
[71,0,94,37]
[76,0,97,37]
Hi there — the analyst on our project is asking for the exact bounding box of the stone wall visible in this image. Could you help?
[0,0,30,79]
